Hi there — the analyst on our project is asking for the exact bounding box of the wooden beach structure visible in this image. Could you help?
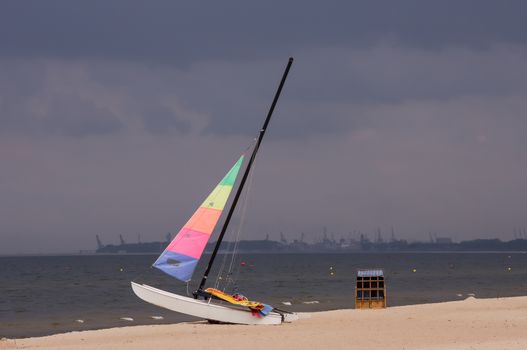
[355,269,387,309]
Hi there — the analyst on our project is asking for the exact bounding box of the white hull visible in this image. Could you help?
[131,282,298,325]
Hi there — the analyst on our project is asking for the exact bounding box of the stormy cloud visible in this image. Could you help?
[1,1,527,64]
[1,1,527,254]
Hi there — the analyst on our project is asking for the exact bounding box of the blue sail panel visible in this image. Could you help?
[153,251,198,282]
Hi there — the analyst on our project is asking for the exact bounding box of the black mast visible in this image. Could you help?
[196,57,294,295]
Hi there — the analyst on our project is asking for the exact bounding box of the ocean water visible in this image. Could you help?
[1,252,526,338]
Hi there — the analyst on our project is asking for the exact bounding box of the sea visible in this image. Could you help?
[1,252,527,338]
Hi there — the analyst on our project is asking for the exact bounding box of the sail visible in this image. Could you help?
[153,155,245,282]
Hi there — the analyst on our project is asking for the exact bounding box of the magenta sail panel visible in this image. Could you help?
[167,228,210,260]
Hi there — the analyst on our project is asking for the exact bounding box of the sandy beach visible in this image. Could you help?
[2,296,526,350]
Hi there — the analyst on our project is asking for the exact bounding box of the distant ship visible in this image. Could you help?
[95,233,167,254]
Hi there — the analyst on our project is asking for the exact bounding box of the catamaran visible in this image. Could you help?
[131,58,298,325]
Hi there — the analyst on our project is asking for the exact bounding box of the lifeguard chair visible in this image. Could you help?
[355,269,387,309]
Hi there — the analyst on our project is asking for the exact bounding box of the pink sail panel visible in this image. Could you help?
[166,228,210,259]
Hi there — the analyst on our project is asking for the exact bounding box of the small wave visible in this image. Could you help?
[120,317,134,322]
[150,316,164,320]
[302,301,319,304]
[281,301,292,306]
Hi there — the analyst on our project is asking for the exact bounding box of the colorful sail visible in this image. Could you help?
[153,155,245,282]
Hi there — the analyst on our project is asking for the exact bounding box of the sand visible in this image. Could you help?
[3,296,527,350]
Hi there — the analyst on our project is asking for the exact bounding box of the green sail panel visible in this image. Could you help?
[219,156,244,187]
[202,155,243,209]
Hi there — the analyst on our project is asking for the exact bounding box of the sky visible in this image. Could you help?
[1,1,527,254]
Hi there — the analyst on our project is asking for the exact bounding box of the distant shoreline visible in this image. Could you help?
[92,237,527,255]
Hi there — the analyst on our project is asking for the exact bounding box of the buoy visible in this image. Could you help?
[120,268,124,272]
[507,267,512,272]
[241,261,246,267]
[412,268,417,273]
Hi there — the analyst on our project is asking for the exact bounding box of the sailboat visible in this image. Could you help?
[131,58,298,325]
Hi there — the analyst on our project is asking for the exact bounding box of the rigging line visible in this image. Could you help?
[213,142,258,291]
[213,167,253,292]
[207,156,249,289]
[224,159,256,291]
[213,183,248,290]
[229,160,255,274]
[197,58,293,294]
[212,230,234,289]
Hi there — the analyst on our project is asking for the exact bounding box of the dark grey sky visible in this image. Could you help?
[1,1,526,254]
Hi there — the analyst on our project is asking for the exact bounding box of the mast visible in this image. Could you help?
[196,57,294,294]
